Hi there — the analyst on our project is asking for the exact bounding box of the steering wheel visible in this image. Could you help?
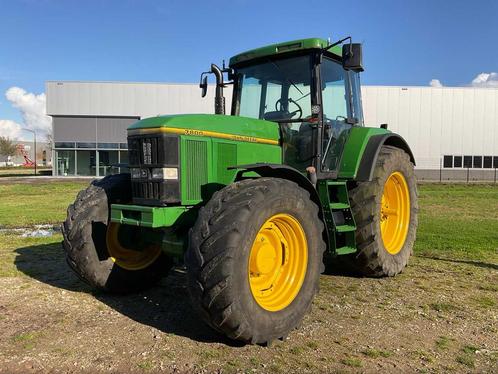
[275,98,303,120]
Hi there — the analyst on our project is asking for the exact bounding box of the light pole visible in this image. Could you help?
[22,128,36,175]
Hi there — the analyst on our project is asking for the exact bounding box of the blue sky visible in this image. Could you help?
[1,0,497,129]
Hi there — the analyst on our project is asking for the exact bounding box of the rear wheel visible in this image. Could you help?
[62,174,172,293]
[185,178,326,344]
[347,146,418,276]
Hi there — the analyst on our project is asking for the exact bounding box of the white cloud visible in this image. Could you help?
[470,72,498,87]
[0,119,22,139]
[429,79,443,87]
[0,87,52,138]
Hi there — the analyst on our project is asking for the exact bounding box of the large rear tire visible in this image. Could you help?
[62,174,172,293]
[347,146,418,276]
[185,178,326,344]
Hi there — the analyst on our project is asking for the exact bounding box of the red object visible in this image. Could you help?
[16,144,35,167]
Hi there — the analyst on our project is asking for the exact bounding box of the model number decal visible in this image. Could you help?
[184,129,204,136]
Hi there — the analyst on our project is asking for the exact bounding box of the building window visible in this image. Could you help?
[119,143,128,149]
[453,156,462,168]
[76,150,96,176]
[98,150,119,176]
[97,143,119,149]
[494,157,498,168]
[483,156,492,168]
[119,151,129,172]
[473,156,482,168]
[463,156,472,168]
[56,150,75,176]
[55,142,75,148]
[76,142,97,149]
[443,155,453,168]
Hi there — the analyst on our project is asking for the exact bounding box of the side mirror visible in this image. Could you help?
[200,75,208,98]
[342,43,364,72]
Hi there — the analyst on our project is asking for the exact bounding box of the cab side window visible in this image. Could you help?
[321,58,353,172]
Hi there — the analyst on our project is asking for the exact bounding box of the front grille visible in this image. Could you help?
[127,133,180,205]
[185,139,208,202]
[128,135,179,167]
[132,180,162,200]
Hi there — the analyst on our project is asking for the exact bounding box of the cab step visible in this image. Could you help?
[318,180,358,256]
[335,224,356,233]
[330,202,350,210]
[336,246,357,255]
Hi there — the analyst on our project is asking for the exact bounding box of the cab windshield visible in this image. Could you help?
[233,54,363,173]
[234,55,312,122]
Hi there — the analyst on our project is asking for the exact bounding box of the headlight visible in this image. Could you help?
[152,167,178,180]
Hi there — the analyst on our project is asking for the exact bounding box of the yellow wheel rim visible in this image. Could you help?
[380,172,411,255]
[106,223,162,271]
[248,213,308,312]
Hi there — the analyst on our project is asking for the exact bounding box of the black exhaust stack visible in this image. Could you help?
[210,64,225,115]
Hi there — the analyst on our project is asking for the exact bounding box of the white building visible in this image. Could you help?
[46,81,498,180]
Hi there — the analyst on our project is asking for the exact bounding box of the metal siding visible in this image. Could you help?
[47,81,498,171]
[53,116,96,142]
[97,117,137,143]
[46,81,233,118]
[362,86,498,169]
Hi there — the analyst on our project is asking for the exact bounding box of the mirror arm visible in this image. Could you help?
[322,36,352,52]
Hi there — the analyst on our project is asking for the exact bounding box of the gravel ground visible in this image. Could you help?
[0,236,497,373]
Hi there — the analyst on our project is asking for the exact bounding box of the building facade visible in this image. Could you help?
[362,85,498,180]
[46,81,498,180]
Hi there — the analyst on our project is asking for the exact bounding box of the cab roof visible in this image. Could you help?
[229,37,342,67]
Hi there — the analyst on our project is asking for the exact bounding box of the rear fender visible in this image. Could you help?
[356,134,415,181]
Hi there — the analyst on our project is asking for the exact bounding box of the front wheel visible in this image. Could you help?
[185,178,326,344]
[62,174,172,293]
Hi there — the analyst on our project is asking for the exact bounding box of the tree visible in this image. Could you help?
[45,130,53,152]
[0,136,18,164]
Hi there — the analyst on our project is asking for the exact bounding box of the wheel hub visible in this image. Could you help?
[380,172,411,255]
[248,214,308,312]
[251,237,278,275]
[106,223,162,271]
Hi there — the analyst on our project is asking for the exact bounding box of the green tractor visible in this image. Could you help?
[63,37,418,345]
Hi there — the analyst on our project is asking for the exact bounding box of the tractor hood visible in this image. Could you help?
[128,114,280,145]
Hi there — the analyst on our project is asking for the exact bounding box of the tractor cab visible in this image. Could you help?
[206,38,365,176]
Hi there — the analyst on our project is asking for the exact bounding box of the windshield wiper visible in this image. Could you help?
[293,91,310,103]
[269,60,303,95]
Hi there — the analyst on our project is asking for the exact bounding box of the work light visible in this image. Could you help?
[151,167,178,180]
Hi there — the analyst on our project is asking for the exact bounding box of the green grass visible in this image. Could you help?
[0,233,62,277]
[472,295,497,308]
[362,348,392,358]
[435,336,454,350]
[415,184,498,260]
[455,344,479,368]
[456,355,474,368]
[136,360,155,371]
[0,167,52,177]
[429,302,459,313]
[341,357,362,367]
[0,182,496,281]
[11,331,41,350]
[0,181,88,227]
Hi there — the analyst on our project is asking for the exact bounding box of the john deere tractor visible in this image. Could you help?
[63,37,418,345]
